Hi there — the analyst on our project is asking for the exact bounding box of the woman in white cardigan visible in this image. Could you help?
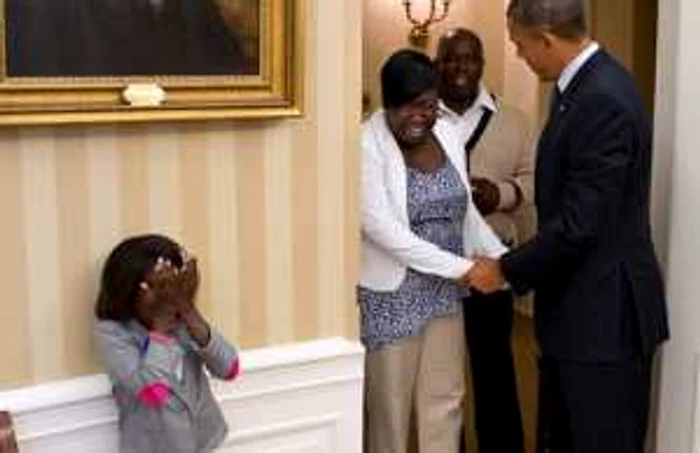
[360,49,507,453]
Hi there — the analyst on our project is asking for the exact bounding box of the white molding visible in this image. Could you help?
[691,353,700,453]
[227,414,340,444]
[0,337,365,453]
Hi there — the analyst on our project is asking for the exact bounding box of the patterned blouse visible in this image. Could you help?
[359,158,469,352]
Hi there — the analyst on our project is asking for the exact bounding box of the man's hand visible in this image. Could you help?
[471,177,500,216]
[465,256,505,294]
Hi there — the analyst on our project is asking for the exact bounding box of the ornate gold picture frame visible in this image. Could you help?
[0,0,301,125]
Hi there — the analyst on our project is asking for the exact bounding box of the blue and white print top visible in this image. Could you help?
[358,157,469,352]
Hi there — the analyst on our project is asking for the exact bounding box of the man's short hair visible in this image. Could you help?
[435,28,484,64]
[507,0,588,40]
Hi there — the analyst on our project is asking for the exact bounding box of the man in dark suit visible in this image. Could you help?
[465,0,669,452]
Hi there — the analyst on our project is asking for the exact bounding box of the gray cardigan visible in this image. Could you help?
[96,320,239,453]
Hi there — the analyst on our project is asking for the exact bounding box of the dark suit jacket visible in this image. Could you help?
[501,50,669,361]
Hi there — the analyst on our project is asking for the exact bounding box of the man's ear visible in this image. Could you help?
[540,31,558,48]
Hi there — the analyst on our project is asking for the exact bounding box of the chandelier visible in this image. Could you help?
[402,0,452,48]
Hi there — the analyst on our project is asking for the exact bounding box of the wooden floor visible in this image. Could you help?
[463,312,539,453]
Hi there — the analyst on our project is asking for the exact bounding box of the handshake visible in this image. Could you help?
[458,256,506,294]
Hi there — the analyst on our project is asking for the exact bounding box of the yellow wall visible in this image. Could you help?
[0,0,361,389]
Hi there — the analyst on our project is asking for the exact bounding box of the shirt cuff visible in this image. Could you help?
[451,258,474,280]
[492,244,509,258]
[496,180,519,211]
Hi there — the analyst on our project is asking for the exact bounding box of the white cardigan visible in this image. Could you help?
[359,111,507,291]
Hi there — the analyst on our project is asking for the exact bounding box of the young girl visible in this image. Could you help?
[95,234,240,453]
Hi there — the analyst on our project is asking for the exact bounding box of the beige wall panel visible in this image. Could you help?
[316,0,349,338]
[290,121,321,341]
[179,126,213,317]
[233,127,269,348]
[263,124,295,344]
[290,0,320,341]
[54,131,97,377]
[146,125,183,239]
[118,126,151,236]
[0,131,31,387]
[0,0,361,388]
[206,125,242,341]
[473,0,506,93]
[343,0,362,338]
[19,128,65,382]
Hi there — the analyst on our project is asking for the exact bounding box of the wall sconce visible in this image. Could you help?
[402,0,452,48]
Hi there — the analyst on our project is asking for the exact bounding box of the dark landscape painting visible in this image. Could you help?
[4,0,260,77]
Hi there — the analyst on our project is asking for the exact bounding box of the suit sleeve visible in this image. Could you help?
[500,94,634,291]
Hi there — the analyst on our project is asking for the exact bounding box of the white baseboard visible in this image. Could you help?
[0,337,365,453]
[691,353,700,453]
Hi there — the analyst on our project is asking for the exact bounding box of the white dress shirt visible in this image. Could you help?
[436,85,521,211]
[558,41,600,93]
[438,84,498,152]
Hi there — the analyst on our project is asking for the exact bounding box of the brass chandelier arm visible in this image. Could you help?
[401,0,451,48]
[402,0,451,26]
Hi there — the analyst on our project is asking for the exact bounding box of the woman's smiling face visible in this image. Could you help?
[386,90,439,147]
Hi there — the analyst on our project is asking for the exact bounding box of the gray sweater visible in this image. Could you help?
[96,320,239,453]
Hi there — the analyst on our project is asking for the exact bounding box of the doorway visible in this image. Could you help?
[361,1,661,452]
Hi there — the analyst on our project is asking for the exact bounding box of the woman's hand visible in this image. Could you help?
[138,253,210,345]
[138,257,189,334]
[175,253,200,314]
[137,263,179,335]
[174,253,210,347]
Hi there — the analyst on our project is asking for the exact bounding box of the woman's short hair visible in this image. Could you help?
[95,234,183,321]
[381,49,437,109]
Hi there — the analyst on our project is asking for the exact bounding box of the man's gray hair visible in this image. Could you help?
[507,0,588,39]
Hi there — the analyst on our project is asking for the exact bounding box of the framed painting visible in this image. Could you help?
[0,0,301,125]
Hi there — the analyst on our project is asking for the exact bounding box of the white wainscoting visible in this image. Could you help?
[690,353,700,453]
[0,337,365,453]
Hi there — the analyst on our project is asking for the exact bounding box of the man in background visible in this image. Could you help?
[468,0,669,451]
[435,28,535,453]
